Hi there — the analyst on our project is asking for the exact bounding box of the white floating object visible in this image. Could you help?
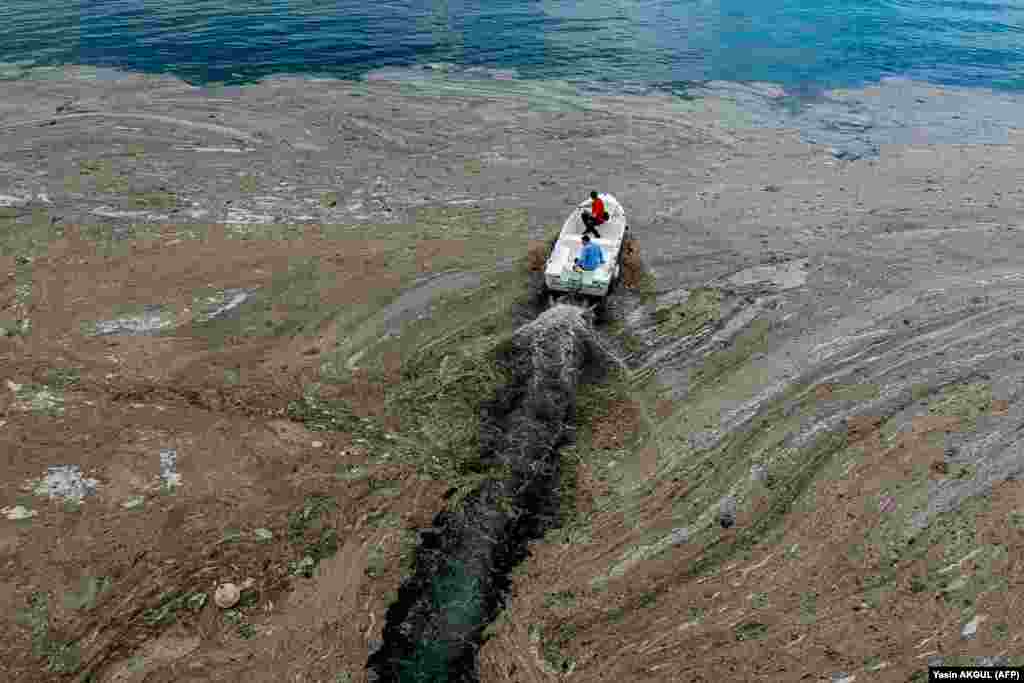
[311,440,324,448]
[121,496,145,509]
[0,194,30,207]
[159,448,181,489]
[961,614,986,639]
[214,583,240,609]
[178,147,253,153]
[30,465,98,502]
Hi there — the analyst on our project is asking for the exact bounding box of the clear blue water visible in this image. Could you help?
[0,0,1021,92]
[1,1,1022,158]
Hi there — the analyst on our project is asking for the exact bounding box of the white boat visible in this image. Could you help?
[543,193,628,305]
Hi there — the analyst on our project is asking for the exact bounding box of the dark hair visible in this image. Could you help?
[590,191,598,199]
[581,234,591,242]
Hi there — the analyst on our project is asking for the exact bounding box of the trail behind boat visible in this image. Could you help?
[2,67,1024,682]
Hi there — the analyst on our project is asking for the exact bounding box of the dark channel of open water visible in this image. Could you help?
[1,0,1023,157]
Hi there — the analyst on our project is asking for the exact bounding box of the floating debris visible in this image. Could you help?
[194,288,256,322]
[29,465,98,502]
[253,528,273,542]
[0,193,31,207]
[939,547,984,574]
[225,206,274,227]
[688,429,722,451]
[2,505,37,520]
[750,463,768,483]
[187,593,208,611]
[121,496,145,510]
[159,448,181,489]
[719,496,737,529]
[172,146,254,154]
[961,614,986,640]
[976,655,1009,667]
[668,527,689,545]
[214,583,240,609]
[93,305,176,336]
[90,206,154,219]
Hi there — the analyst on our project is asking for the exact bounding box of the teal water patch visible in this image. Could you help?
[6,0,1023,94]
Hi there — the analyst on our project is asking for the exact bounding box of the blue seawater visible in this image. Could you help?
[0,0,1021,156]
[0,0,1020,91]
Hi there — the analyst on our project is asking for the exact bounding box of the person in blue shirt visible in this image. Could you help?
[574,234,605,271]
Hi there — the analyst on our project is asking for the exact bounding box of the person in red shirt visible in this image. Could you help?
[580,191,607,238]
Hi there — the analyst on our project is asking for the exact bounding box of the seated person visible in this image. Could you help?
[580,191,608,239]
[573,234,606,272]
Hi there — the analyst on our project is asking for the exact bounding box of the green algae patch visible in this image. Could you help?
[0,209,61,260]
[223,221,308,241]
[926,381,992,431]
[43,367,81,391]
[17,592,81,673]
[128,190,177,211]
[9,382,65,415]
[142,590,208,626]
[879,380,994,447]
[405,206,529,270]
[284,494,340,578]
[652,287,723,338]
[689,316,774,392]
[63,575,112,612]
[533,622,578,675]
[669,384,848,579]
[391,76,594,114]
[850,475,1008,610]
[77,159,129,193]
[825,383,882,402]
[287,494,337,542]
[734,621,769,641]
[239,173,259,193]
[188,257,339,345]
[389,329,511,479]
[583,315,806,584]
[369,268,531,481]
[286,393,359,432]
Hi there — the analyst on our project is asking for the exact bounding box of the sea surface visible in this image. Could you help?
[1,0,1022,156]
